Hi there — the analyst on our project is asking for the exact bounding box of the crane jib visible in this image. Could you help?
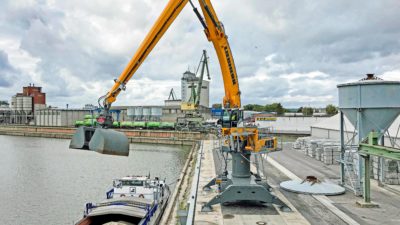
[224,46,236,85]
[124,0,186,83]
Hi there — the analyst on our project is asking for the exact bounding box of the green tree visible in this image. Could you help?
[297,107,303,113]
[302,107,313,116]
[244,104,264,111]
[264,103,285,115]
[0,101,9,106]
[326,104,338,115]
[244,103,286,114]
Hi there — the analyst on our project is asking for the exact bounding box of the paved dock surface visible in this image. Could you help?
[194,140,400,225]
[269,143,400,225]
[195,140,309,225]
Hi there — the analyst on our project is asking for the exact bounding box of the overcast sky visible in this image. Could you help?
[0,0,399,108]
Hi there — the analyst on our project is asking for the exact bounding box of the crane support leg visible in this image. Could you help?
[202,176,291,212]
[202,136,291,212]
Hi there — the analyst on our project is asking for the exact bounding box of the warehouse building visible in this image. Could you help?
[35,109,91,127]
[311,113,400,146]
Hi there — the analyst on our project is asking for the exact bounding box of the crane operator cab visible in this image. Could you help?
[220,109,243,128]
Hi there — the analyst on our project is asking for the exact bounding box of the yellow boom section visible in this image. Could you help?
[104,0,241,109]
[105,0,190,105]
[198,0,241,108]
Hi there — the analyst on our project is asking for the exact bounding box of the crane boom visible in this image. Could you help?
[102,0,240,110]
[197,0,241,108]
[103,0,189,107]
[71,0,273,154]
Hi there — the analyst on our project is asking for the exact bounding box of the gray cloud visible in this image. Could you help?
[0,50,14,88]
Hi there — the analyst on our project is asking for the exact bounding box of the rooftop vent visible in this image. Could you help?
[360,73,383,81]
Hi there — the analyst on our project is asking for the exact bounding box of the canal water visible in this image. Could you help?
[0,135,191,225]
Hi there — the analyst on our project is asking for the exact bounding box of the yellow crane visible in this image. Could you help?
[70,0,286,211]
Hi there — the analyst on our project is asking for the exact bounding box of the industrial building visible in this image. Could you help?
[35,109,91,126]
[127,106,163,121]
[1,68,213,126]
[257,116,327,134]
[0,84,48,125]
[10,84,47,112]
[120,70,213,124]
[161,97,185,122]
[33,106,127,127]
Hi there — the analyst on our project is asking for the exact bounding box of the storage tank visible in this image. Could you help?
[146,121,161,129]
[120,121,131,128]
[142,107,151,121]
[338,76,400,140]
[160,122,175,130]
[11,96,16,110]
[22,96,33,113]
[16,96,23,111]
[133,121,146,129]
[150,106,162,121]
[134,107,143,120]
[127,107,135,117]
[127,106,143,120]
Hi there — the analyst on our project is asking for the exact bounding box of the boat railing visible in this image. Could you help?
[84,199,153,216]
[142,203,158,225]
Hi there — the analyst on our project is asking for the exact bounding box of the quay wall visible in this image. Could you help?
[0,125,205,146]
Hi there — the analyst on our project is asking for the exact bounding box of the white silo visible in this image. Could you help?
[22,96,33,113]
[142,107,151,121]
[11,96,16,110]
[134,107,143,121]
[16,96,23,111]
[150,106,162,121]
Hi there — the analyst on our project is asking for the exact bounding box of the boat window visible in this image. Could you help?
[113,180,122,188]
[121,180,144,186]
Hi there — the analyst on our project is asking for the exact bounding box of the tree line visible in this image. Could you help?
[212,103,338,116]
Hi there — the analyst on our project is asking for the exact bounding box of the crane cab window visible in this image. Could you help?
[221,109,242,128]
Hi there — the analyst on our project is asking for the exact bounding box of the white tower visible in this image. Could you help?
[181,70,209,107]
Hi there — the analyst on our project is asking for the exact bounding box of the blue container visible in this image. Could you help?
[211,108,223,117]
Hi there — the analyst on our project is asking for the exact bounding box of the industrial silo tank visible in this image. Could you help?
[338,79,400,140]
[150,107,162,121]
[151,107,162,116]
[142,107,150,116]
[11,96,16,110]
[16,96,23,111]
[134,107,143,117]
[127,107,135,117]
[22,96,33,113]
